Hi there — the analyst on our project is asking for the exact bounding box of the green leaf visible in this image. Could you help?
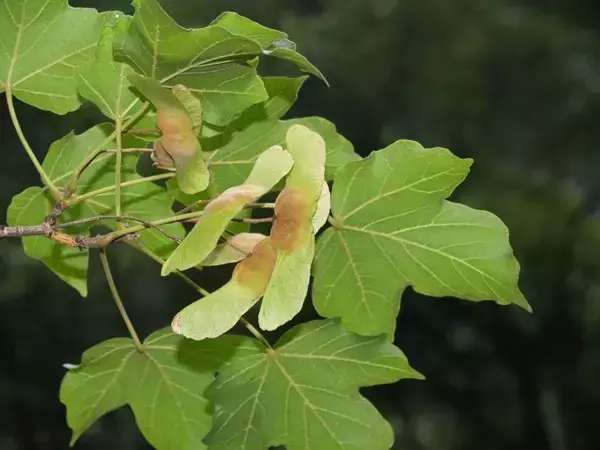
[205,117,360,194]
[313,140,530,337]
[206,320,422,450]
[113,0,268,127]
[259,125,327,331]
[264,43,328,86]
[60,328,245,449]
[235,76,308,124]
[6,187,88,296]
[212,12,327,84]
[128,72,191,113]
[162,145,293,275]
[163,62,269,127]
[78,19,143,121]
[210,12,287,48]
[0,0,111,114]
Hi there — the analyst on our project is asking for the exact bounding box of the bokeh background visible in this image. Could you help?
[2,0,600,449]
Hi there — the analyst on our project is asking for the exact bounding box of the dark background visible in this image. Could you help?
[1,0,600,449]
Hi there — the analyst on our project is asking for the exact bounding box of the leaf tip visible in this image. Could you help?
[69,432,81,447]
[511,289,532,313]
[411,369,426,380]
[519,300,533,314]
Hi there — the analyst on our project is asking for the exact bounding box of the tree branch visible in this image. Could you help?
[0,211,202,249]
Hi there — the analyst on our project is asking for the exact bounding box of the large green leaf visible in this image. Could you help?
[205,117,360,194]
[206,320,422,450]
[113,0,268,127]
[162,62,269,127]
[0,0,110,114]
[60,328,245,449]
[6,187,88,296]
[313,140,530,337]
[78,20,143,121]
[211,12,327,84]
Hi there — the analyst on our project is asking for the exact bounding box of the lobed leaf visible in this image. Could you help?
[0,0,112,114]
[313,140,530,337]
[78,19,143,121]
[60,329,246,449]
[206,320,422,450]
[161,145,293,275]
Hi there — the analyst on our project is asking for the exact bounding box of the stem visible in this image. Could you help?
[232,217,273,224]
[101,210,205,245]
[125,129,159,136]
[68,172,175,205]
[239,318,273,350]
[137,244,210,295]
[249,202,275,209]
[209,160,255,166]
[106,148,154,153]
[6,88,57,192]
[56,214,182,243]
[115,119,123,216]
[175,200,212,215]
[176,201,275,216]
[99,250,143,350]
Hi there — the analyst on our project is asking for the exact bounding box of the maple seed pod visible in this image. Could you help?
[155,107,194,135]
[201,233,269,267]
[171,84,203,135]
[259,124,327,331]
[161,145,294,276]
[171,238,276,340]
[127,73,210,194]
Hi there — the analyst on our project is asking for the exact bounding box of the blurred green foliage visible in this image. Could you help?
[1,0,600,449]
